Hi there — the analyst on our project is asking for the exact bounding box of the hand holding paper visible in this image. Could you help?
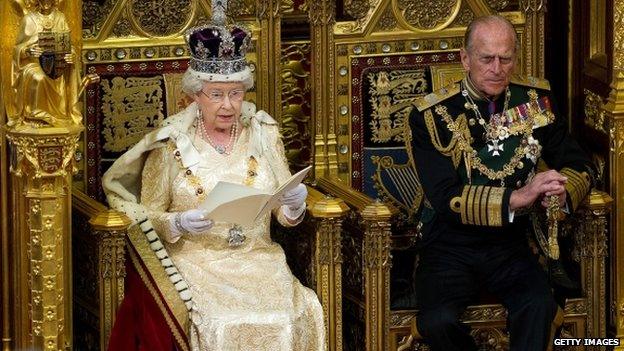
[170,208,214,237]
[281,183,307,209]
[199,166,311,226]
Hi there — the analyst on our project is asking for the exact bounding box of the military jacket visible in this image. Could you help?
[409,75,593,246]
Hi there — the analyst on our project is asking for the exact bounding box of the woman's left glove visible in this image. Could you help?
[281,183,307,219]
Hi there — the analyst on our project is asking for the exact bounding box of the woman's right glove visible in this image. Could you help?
[169,209,214,237]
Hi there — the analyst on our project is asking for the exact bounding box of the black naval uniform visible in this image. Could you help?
[409,75,593,351]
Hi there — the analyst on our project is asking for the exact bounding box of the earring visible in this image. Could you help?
[196,106,202,119]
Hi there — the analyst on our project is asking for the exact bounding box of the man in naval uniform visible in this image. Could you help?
[409,15,594,351]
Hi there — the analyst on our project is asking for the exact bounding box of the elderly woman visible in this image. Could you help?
[103,17,325,351]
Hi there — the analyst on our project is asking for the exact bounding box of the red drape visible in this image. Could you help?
[107,255,187,351]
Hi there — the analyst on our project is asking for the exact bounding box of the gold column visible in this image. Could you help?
[255,0,283,119]
[6,125,82,350]
[607,3,624,345]
[309,0,338,178]
[606,73,624,349]
[309,193,349,351]
[88,210,131,351]
[361,201,392,351]
[578,190,612,340]
[521,0,547,77]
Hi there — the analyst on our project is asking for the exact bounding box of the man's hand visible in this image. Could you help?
[510,170,567,211]
[540,186,567,208]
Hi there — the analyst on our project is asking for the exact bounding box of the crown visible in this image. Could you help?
[184,0,251,76]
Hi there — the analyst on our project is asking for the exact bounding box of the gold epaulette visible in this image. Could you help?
[415,82,461,112]
[510,74,551,91]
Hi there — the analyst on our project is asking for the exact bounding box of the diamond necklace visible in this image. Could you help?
[197,115,238,155]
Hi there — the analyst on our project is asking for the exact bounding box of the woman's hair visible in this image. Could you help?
[181,67,254,96]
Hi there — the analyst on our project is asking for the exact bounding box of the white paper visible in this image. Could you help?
[199,166,312,226]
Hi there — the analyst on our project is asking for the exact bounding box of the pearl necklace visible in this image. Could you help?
[197,115,238,155]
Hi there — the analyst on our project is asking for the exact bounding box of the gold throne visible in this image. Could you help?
[310,1,614,350]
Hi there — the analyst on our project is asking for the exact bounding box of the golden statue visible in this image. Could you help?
[8,0,82,128]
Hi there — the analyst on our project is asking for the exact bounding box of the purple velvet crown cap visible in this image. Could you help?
[185,23,251,75]
[187,24,250,60]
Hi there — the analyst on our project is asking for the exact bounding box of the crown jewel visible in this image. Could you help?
[185,0,251,75]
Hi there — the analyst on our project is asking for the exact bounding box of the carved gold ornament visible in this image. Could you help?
[129,0,194,37]
[393,0,460,32]
[584,89,608,134]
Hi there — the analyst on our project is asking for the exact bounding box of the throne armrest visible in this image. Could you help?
[72,190,131,351]
[315,176,398,351]
[574,189,613,338]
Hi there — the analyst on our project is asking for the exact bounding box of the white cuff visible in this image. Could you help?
[508,209,515,223]
[561,202,570,214]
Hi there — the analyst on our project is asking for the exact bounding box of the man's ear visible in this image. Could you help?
[460,48,470,71]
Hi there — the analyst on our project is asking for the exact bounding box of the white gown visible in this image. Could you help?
[140,119,325,351]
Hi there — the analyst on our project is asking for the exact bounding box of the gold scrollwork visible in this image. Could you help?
[487,0,510,11]
[308,0,336,26]
[128,0,195,37]
[451,3,474,27]
[344,0,370,20]
[229,0,255,17]
[376,7,398,31]
[101,76,165,152]
[584,89,608,134]
[393,0,460,32]
[83,0,120,39]
[615,0,624,70]
[469,327,509,350]
[563,299,587,315]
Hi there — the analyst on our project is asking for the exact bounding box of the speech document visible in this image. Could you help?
[199,166,312,226]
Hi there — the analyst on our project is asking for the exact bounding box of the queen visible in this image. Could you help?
[102,3,326,351]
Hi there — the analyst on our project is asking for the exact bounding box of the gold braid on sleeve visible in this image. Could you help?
[560,167,591,212]
[450,185,505,227]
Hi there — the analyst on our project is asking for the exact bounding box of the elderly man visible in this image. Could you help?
[409,15,594,351]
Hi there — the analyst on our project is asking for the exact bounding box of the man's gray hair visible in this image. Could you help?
[463,15,518,53]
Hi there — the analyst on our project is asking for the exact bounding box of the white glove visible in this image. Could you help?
[281,183,307,210]
[169,209,214,237]
[281,184,307,220]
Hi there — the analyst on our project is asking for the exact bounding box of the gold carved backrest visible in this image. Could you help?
[72,2,282,349]
[332,1,536,216]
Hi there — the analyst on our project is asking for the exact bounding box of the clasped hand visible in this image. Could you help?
[510,170,567,211]
[27,45,75,64]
